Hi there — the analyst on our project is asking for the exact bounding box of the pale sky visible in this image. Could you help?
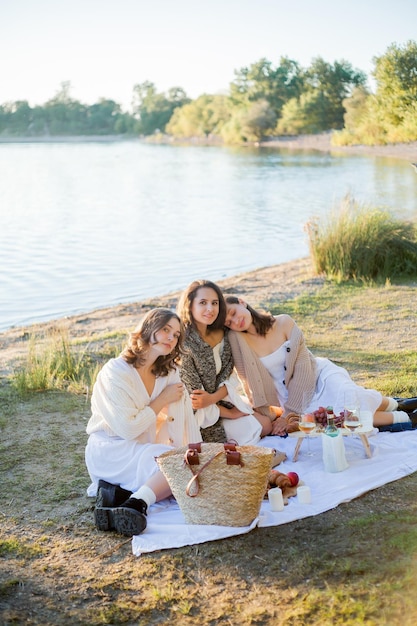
[1,0,416,111]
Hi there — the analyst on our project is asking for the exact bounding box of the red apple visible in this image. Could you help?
[287,472,299,487]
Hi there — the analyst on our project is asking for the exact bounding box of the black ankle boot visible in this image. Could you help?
[396,397,417,413]
[94,497,148,537]
[95,480,132,508]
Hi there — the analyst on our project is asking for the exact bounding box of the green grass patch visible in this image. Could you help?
[10,326,123,396]
[306,196,417,282]
[267,280,417,395]
[0,537,45,558]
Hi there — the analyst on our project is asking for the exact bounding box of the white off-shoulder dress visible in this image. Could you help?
[260,340,382,415]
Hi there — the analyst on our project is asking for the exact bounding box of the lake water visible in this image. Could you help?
[1,140,416,333]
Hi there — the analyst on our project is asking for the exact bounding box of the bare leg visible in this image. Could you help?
[144,470,172,502]
[373,410,395,426]
[372,397,405,426]
[377,397,391,412]
[373,402,411,427]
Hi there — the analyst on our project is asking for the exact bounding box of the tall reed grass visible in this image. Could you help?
[306,196,417,282]
[11,327,114,395]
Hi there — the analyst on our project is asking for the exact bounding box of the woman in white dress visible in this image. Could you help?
[85,308,201,537]
[224,296,417,433]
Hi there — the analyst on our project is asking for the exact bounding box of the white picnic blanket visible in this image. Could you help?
[132,429,417,556]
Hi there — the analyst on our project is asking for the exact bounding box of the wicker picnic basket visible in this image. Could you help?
[156,442,274,526]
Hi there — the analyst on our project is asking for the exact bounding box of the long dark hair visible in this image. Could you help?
[225,295,275,337]
[177,279,226,333]
[121,308,184,376]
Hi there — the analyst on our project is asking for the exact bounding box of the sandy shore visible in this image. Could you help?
[0,257,324,377]
[261,132,417,161]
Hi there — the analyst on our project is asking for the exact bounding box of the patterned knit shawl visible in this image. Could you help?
[180,326,234,394]
[179,326,235,442]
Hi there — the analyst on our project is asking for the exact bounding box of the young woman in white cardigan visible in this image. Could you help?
[224,296,417,434]
[85,308,201,537]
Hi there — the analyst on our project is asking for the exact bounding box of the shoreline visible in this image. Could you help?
[1,133,416,161]
[0,257,322,376]
[260,132,417,161]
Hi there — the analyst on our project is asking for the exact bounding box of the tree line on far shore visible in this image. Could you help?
[1,41,416,146]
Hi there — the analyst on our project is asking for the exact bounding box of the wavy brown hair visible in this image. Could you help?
[177,279,226,333]
[225,295,275,337]
[120,308,185,376]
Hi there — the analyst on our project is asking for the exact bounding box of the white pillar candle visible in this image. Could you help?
[268,487,284,511]
[297,485,312,504]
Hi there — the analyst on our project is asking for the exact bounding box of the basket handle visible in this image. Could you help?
[184,442,241,468]
[183,442,202,466]
[184,444,244,497]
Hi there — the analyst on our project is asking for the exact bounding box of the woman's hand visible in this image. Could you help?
[271,416,288,436]
[150,383,185,416]
[159,383,184,405]
[190,389,214,410]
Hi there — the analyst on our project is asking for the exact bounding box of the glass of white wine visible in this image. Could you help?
[343,390,362,435]
[299,397,317,456]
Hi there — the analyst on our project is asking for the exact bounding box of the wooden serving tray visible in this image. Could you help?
[289,428,373,461]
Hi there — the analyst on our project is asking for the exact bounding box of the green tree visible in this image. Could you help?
[30,105,49,134]
[132,81,189,135]
[86,99,133,134]
[276,95,310,135]
[277,58,366,134]
[114,112,138,134]
[331,86,380,146]
[239,99,277,140]
[43,82,88,134]
[0,100,32,135]
[229,56,303,117]
[220,99,277,143]
[277,91,332,134]
[166,94,231,137]
[0,81,139,137]
[303,57,367,129]
[333,41,417,145]
[372,40,417,126]
[167,86,189,105]
[341,85,370,131]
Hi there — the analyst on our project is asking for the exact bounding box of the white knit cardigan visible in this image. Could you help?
[86,357,202,447]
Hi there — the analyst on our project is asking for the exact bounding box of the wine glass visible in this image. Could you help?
[343,390,362,435]
[299,393,317,456]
